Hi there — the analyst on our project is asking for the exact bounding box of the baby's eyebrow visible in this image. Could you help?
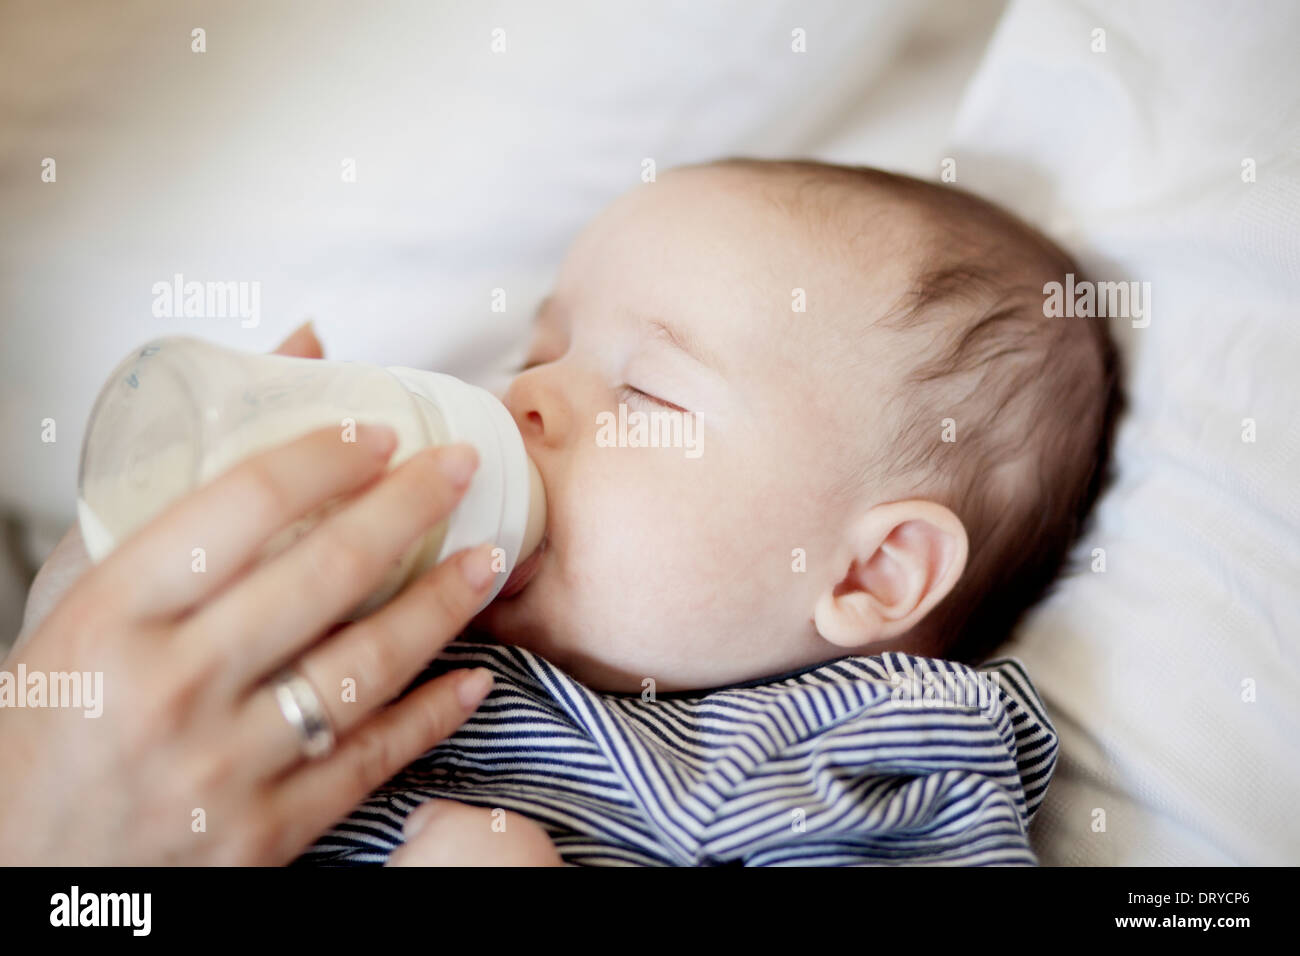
[641,314,724,375]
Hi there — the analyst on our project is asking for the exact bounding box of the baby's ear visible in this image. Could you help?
[813,501,967,650]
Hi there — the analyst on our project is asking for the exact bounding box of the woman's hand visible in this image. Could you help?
[1,325,500,865]
[387,800,564,867]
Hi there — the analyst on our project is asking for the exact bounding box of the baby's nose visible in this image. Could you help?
[505,373,571,452]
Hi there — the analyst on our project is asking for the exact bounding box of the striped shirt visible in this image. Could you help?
[296,640,1057,866]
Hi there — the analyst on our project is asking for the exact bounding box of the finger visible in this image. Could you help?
[229,541,497,773]
[386,801,485,866]
[402,799,459,841]
[93,423,398,620]
[272,321,324,358]
[15,523,93,651]
[296,542,498,733]
[388,801,564,867]
[191,444,481,695]
[264,667,494,860]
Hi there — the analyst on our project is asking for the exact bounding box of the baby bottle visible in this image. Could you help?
[76,336,546,617]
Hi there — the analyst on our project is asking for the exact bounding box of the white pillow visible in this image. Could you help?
[0,0,939,524]
[945,0,1300,863]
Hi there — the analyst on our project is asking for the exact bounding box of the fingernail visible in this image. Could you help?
[282,319,315,348]
[438,444,478,489]
[456,667,493,710]
[404,801,441,839]
[459,543,495,590]
[360,424,398,456]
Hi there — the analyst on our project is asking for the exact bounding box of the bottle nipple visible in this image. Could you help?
[520,456,547,561]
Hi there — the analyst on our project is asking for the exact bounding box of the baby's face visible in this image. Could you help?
[474,167,912,692]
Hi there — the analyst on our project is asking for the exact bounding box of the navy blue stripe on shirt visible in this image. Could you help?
[298,642,1057,866]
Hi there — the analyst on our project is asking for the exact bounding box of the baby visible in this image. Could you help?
[301,158,1120,866]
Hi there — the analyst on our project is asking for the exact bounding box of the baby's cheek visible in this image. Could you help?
[713,464,822,602]
[566,444,781,615]
[588,459,711,587]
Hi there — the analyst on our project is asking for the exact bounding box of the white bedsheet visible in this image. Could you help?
[945,0,1300,864]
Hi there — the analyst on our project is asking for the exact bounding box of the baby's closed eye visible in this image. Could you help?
[620,384,688,413]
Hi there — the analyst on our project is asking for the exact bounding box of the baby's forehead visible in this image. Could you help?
[572,165,923,342]
[539,165,960,421]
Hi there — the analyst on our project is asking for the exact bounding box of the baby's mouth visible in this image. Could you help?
[497,535,547,600]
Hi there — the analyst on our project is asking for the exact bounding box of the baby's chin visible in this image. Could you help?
[472,576,549,648]
[471,583,636,691]
[472,602,575,679]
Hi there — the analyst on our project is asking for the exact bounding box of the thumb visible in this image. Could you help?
[273,320,324,358]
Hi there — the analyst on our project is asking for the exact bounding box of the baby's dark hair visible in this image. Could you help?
[709,158,1124,665]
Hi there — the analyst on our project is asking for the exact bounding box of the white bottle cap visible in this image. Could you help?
[384,367,530,608]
